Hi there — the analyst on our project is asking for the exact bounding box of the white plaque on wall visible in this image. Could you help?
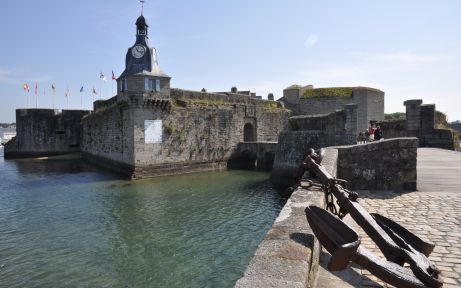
[144,120,162,144]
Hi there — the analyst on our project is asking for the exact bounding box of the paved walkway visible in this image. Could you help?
[316,148,461,288]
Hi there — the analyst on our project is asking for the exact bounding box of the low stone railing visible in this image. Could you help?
[235,148,338,287]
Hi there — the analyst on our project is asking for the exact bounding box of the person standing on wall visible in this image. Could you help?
[368,123,376,141]
[374,126,383,141]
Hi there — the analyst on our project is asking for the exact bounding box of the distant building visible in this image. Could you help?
[278,84,385,132]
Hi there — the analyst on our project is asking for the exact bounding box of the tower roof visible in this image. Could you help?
[136,15,148,27]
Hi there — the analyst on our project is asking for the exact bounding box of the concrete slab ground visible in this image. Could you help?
[316,148,461,287]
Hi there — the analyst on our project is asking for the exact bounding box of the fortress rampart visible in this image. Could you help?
[81,88,289,178]
[4,109,90,158]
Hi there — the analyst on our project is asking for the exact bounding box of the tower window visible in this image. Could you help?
[121,79,128,91]
[144,78,161,92]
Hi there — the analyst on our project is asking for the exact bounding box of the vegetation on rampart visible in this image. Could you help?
[263,102,290,113]
[385,112,406,120]
[435,110,448,129]
[301,87,353,99]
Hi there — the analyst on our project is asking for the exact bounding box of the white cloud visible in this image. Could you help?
[304,34,318,48]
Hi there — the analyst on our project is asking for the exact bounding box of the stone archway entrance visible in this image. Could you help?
[243,122,256,142]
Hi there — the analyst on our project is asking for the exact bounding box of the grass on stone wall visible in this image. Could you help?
[183,98,228,107]
[263,102,289,112]
[301,87,353,99]
[385,112,406,120]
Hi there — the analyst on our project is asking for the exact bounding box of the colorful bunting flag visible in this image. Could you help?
[112,70,116,81]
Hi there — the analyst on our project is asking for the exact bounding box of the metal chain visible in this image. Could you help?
[294,177,358,220]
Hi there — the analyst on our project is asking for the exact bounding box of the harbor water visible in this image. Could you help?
[0,149,285,287]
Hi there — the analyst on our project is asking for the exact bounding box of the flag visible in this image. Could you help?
[35,83,38,95]
[80,86,84,93]
[112,70,116,80]
[100,72,107,82]
[51,84,56,94]
[92,87,98,95]
[23,83,30,92]
[65,87,69,97]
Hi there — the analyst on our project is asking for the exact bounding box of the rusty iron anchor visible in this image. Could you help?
[305,205,436,288]
[298,149,443,288]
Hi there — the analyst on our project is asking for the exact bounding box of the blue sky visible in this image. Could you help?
[1,0,460,122]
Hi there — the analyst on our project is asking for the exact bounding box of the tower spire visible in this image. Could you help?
[140,0,145,15]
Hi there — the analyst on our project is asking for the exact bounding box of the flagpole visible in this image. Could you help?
[28,91,30,108]
[99,78,102,100]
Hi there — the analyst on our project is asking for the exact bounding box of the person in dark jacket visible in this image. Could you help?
[374,126,383,140]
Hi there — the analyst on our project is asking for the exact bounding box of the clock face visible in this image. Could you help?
[132,45,146,58]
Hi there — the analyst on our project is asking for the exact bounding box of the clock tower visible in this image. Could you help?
[118,14,170,97]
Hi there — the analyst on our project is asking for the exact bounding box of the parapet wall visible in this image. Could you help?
[379,99,458,150]
[4,109,90,158]
[271,137,418,190]
[334,137,418,190]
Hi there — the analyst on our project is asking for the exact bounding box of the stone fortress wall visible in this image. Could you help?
[81,88,289,178]
[378,99,459,150]
[279,85,385,132]
[4,109,90,158]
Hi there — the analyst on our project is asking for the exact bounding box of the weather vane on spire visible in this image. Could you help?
[140,0,145,15]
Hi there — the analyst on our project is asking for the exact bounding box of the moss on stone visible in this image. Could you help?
[301,87,354,99]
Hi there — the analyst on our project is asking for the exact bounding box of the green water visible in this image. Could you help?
[0,150,285,287]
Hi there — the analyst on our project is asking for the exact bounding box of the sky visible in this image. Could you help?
[1,0,460,123]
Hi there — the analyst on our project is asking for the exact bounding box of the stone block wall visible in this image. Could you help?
[404,99,423,131]
[334,138,418,190]
[81,103,135,174]
[4,109,90,158]
[270,131,328,187]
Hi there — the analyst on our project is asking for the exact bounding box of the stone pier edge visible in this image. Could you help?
[235,148,338,287]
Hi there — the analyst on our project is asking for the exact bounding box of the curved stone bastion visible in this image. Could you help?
[236,137,418,287]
